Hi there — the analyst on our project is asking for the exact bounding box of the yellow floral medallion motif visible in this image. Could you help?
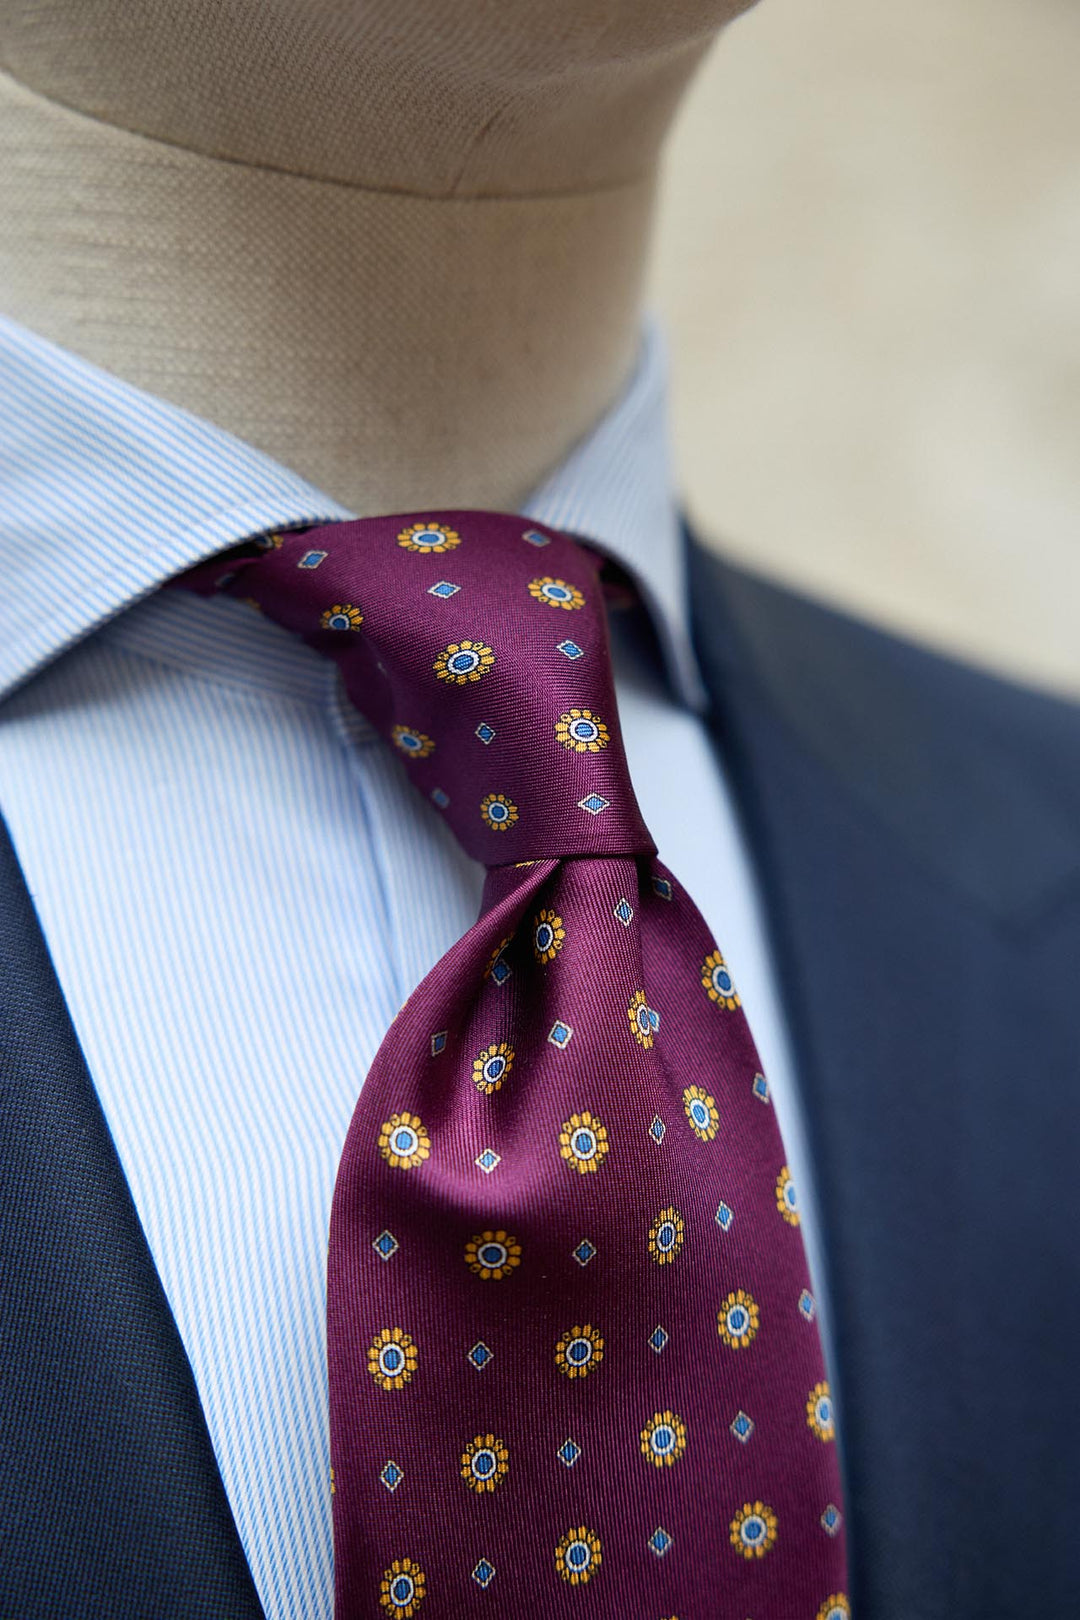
[528,576,585,611]
[378,1112,431,1171]
[472,1041,514,1095]
[390,724,435,760]
[464,1229,522,1280]
[379,1556,426,1616]
[730,1501,778,1560]
[555,1526,602,1585]
[776,1165,800,1226]
[717,1289,760,1349]
[397,521,461,553]
[433,639,496,684]
[806,1381,836,1442]
[648,1207,685,1266]
[559,1111,609,1174]
[555,1324,604,1379]
[555,708,610,753]
[460,1433,510,1493]
[320,603,364,632]
[367,1327,417,1391]
[640,1410,687,1468]
[702,948,741,1009]
[628,989,658,1049]
[683,1084,720,1141]
[480,792,518,832]
[255,530,285,550]
[533,908,566,964]
[816,1598,851,1620]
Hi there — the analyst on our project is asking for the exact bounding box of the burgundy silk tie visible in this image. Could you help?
[180,512,848,1620]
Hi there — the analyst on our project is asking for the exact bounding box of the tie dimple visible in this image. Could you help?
[178,512,848,1620]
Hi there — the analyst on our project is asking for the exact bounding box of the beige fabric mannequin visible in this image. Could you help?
[0,1,751,515]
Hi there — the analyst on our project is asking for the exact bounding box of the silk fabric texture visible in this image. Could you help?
[180,512,848,1620]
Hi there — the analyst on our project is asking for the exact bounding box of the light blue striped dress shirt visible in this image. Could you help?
[0,313,830,1619]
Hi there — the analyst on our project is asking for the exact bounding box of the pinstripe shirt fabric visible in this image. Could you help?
[0,313,830,1619]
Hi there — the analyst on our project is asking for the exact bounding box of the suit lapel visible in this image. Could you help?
[0,815,264,1619]
[689,541,1080,1619]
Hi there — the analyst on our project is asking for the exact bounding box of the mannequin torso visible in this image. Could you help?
[0,0,749,512]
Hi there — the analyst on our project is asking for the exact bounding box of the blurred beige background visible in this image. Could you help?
[650,0,1080,697]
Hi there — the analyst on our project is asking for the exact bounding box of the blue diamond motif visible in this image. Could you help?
[467,1341,494,1370]
[489,957,511,985]
[752,1071,771,1103]
[648,1527,674,1558]
[557,639,584,660]
[430,1030,448,1056]
[522,528,550,547]
[428,580,460,598]
[372,1230,399,1262]
[557,1438,582,1468]
[648,1325,669,1354]
[715,1202,734,1231]
[475,1148,501,1174]
[613,898,634,926]
[379,1460,403,1492]
[572,1238,596,1267]
[651,875,674,900]
[472,1559,496,1589]
[577,794,609,815]
[475,722,496,745]
[799,1288,817,1322]
[297,548,328,569]
[821,1503,843,1536]
[548,1021,573,1049]
[431,788,450,809]
[649,1115,666,1145]
[730,1411,754,1443]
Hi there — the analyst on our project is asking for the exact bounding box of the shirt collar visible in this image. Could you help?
[0,312,706,709]
[522,322,706,710]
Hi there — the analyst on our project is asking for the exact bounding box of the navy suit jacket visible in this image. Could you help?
[3,540,1079,1618]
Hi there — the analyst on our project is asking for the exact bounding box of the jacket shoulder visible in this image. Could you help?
[687,538,1080,921]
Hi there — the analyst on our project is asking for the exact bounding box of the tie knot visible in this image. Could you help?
[188,511,655,866]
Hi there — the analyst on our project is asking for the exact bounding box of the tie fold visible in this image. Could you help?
[181,512,656,865]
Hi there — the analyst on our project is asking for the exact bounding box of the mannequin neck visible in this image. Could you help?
[0,56,675,514]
